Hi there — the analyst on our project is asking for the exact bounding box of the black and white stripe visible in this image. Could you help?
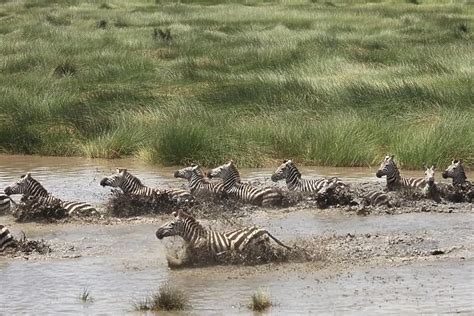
[174,165,224,195]
[376,155,426,191]
[208,161,282,207]
[271,160,344,193]
[442,160,470,186]
[361,191,391,206]
[4,173,96,216]
[0,225,15,252]
[0,194,12,214]
[100,168,194,203]
[156,210,290,253]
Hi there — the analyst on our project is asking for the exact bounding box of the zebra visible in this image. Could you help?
[207,161,283,207]
[0,225,15,252]
[376,155,427,191]
[361,191,391,206]
[422,165,441,203]
[4,173,97,216]
[442,160,470,186]
[271,160,345,193]
[174,164,224,196]
[100,168,194,203]
[0,194,13,214]
[156,210,290,256]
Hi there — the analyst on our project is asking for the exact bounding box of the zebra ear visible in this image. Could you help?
[172,211,178,217]
[459,159,463,164]
[118,168,127,174]
[431,165,435,170]
[229,160,234,165]
[26,172,31,178]
[283,160,287,163]
[390,155,395,160]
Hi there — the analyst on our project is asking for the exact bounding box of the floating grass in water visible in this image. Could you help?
[248,288,273,312]
[79,288,93,303]
[134,283,189,311]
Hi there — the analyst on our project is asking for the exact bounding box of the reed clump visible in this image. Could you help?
[134,284,189,311]
[248,289,273,312]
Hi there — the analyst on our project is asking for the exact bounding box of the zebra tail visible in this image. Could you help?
[266,231,291,250]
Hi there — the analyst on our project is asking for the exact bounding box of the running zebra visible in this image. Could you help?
[156,210,290,255]
[100,168,194,203]
[376,155,427,191]
[4,173,97,216]
[0,225,15,252]
[174,164,224,196]
[0,194,12,214]
[207,161,283,207]
[442,160,470,186]
[271,160,345,193]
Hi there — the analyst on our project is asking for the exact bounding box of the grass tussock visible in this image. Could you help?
[79,288,93,303]
[134,283,189,311]
[0,0,472,168]
[248,289,273,312]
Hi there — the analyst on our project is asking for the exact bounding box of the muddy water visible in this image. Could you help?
[0,154,452,206]
[0,155,473,314]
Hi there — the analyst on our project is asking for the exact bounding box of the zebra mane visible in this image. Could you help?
[24,175,49,195]
[178,211,207,235]
[288,162,301,179]
[192,165,205,178]
[227,163,241,182]
[124,171,144,186]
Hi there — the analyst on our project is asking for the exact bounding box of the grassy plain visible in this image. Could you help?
[0,0,472,168]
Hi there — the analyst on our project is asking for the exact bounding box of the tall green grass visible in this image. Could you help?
[0,0,472,168]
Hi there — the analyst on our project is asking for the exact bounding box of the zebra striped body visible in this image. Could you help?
[271,160,344,193]
[208,161,282,207]
[442,160,470,186]
[362,191,390,206]
[0,225,15,252]
[174,165,224,195]
[4,173,96,216]
[100,168,194,203]
[0,194,12,214]
[376,156,426,191]
[156,210,290,254]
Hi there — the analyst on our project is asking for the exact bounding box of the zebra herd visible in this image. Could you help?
[0,157,471,257]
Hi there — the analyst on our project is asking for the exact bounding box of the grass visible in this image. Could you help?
[248,288,273,312]
[0,0,472,168]
[134,283,189,311]
[79,288,93,303]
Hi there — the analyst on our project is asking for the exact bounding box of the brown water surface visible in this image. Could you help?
[0,155,472,314]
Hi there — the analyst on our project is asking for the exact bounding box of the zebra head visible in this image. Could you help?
[271,160,301,182]
[100,168,129,188]
[424,165,436,185]
[376,155,397,178]
[207,160,241,182]
[174,164,203,181]
[155,210,205,242]
[4,173,47,196]
[442,160,466,185]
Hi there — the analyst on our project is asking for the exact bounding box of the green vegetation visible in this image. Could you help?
[0,0,472,168]
[248,288,273,312]
[79,288,93,303]
[134,283,189,311]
